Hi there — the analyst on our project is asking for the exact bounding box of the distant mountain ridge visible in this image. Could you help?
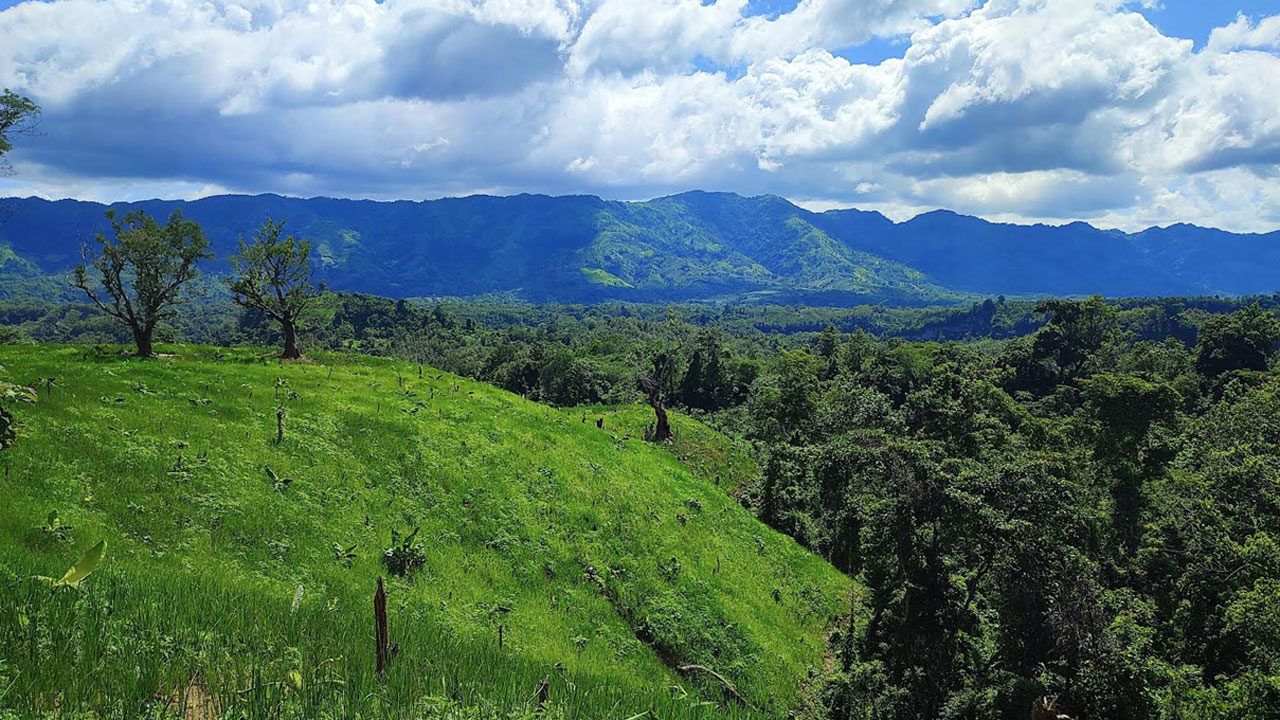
[0,191,1276,305]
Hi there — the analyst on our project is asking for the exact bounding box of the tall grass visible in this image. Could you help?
[0,344,849,719]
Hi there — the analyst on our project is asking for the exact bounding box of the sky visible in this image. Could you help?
[0,0,1279,232]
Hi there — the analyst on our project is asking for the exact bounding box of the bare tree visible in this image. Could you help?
[638,346,679,443]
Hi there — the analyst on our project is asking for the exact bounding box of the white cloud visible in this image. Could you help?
[1207,12,1280,52]
[0,0,1278,231]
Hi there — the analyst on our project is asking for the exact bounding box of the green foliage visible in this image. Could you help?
[0,377,36,451]
[1195,303,1280,378]
[0,89,39,163]
[717,300,1280,719]
[227,217,318,358]
[72,209,212,356]
[3,288,1280,719]
[1032,296,1121,384]
[382,526,426,577]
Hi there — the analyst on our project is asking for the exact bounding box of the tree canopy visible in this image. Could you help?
[0,89,39,172]
[72,209,211,356]
[226,217,317,358]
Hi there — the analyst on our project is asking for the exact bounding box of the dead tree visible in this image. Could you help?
[639,375,672,443]
[531,676,549,709]
[637,346,678,443]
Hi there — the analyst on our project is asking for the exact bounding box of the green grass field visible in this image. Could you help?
[0,345,849,720]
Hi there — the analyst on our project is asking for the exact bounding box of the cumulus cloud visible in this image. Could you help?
[0,0,1279,231]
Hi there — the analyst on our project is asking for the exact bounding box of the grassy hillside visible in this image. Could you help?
[0,345,849,720]
[573,406,759,499]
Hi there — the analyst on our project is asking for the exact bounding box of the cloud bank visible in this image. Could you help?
[1,0,1279,231]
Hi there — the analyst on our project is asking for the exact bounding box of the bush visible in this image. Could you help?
[383,527,425,577]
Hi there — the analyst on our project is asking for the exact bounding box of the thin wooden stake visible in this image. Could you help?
[375,577,390,676]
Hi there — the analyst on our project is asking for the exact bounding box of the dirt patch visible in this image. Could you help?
[165,680,220,720]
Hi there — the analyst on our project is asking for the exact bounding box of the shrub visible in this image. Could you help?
[383,527,425,577]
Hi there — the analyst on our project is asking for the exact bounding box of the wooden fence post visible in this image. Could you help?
[375,577,390,676]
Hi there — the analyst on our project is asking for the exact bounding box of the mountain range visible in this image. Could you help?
[0,191,1277,305]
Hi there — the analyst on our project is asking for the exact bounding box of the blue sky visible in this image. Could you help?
[1,0,1279,231]
[1142,1,1280,46]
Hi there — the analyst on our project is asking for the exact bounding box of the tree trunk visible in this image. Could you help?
[133,325,155,357]
[650,400,672,443]
[281,318,301,359]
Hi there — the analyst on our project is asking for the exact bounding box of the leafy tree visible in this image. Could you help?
[227,217,318,359]
[747,349,817,442]
[857,443,978,719]
[816,324,841,379]
[0,89,39,174]
[1194,303,1280,378]
[538,350,606,405]
[1083,374,1180,558]
[679,330,730,411]
[73,209,211,356]
[1032,296,1119,384]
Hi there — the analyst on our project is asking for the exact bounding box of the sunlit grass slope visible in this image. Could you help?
[0,345,848,720]
[571,406,759,498]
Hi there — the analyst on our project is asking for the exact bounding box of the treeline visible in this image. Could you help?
[4,290,1279,408]
[727,298,1280,718]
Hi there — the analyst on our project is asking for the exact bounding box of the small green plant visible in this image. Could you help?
[658,555,682,583]
[38,510,71,535]
[264,465,293,492]
[32,539,107,589]
[0,379,36,451]
[383,527,425,577]
[332,542,357,568]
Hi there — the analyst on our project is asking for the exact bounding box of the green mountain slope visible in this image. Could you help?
[0,345,848,720]
[3,191,1279,306]
[0,193,961,306]
[584,193,949,303]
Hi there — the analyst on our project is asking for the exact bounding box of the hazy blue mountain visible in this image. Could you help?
[0,192,1276,305]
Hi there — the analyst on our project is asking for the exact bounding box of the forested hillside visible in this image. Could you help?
[2,192,1279,305]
